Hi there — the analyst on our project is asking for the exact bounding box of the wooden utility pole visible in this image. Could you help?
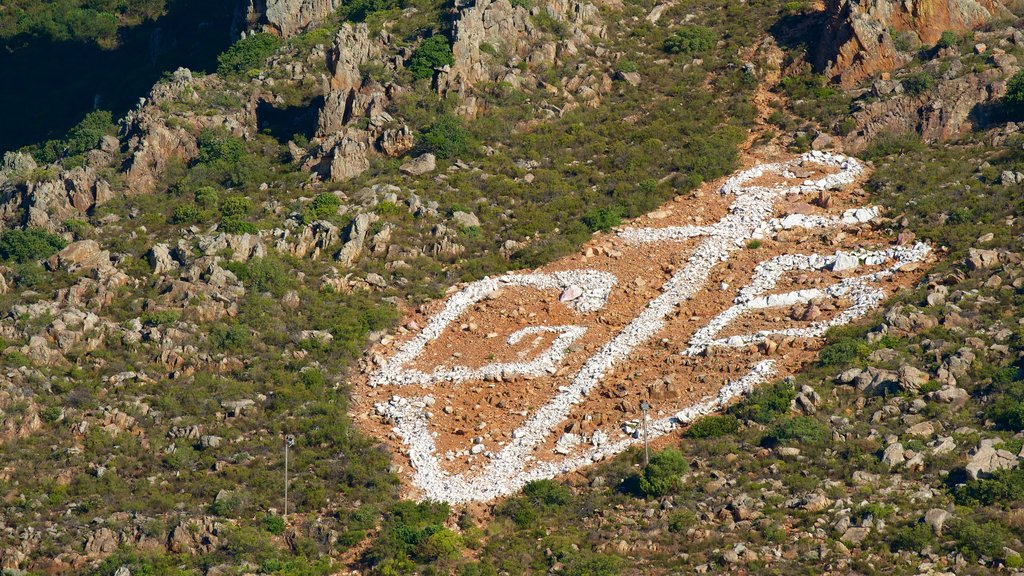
[640,401,651,467]
[284,434,295,521]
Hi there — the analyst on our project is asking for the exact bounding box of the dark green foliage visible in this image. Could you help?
[363,500,452,567]
[890,522,934,552]
[1006,70,1024,117]
[0,0,166,47]
[662,25,715,55]
[308,192,342,221]
[217,33,281,78]
[262,514,285,535]
[197,129,247,166]
[989,380,1024,431]
[223,256,292,296]
[522,479,572,507]
[902,71,935,95]
[497,479,573,528]
[27,109,117,164]
[763,416,828,446]
[937,30,958,49]
[684,414,739,438]
[583,206,623,232]
[409,35,454,81]
[170,204,201,225]
[948,518,1008,560]
[778,74,852,127]
[952,467,1024,506]
[636,448,688,498]
[818,325,869,366]
[421,114,473,159]
[339,0,403,22]
[667,510,696,533]
[730,380,795,424]
[0,228,67,263]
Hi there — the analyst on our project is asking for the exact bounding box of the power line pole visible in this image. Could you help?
[640,401,651,467]
[284,434,295,522]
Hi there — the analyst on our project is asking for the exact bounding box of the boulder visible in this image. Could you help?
[400,153,437,176]
[965,438,1019,480]
[966,248,1000,270]
[451,210,480,228]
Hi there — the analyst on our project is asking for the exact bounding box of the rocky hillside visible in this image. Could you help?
[2,0,1024,573]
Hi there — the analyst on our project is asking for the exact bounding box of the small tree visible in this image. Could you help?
[1006,69,1024,116]
[409,35,454,81]
[421,114,473,159]
[0,228,67,263]
[217,33,280,78]
[663,25,716,55]
[636,448,688,497]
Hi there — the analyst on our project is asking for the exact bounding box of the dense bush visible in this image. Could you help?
[948,518,1009,561]
[902,71,935,95]
[583,206,623,232]
[636,448,688,498]
[363,500,452,568]
[340,0,402,22]
[763,416,828,446]
[663,25,716,55]
[860,131,925,161]
[217,33,281,78]
[0,228,67,263]
[28,109,117,164]
[684,414,739,438]
[421,114,473,159]
[730,380,795,424]
[409,35,454,81]
[0,0,167,46]
[890,521,934,552]
[952,467,1024,506]
[989,381,1024,431]
[307,192,342,221]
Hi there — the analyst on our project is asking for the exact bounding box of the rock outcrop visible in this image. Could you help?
[818,0,1012,86]
[249,0,344,37]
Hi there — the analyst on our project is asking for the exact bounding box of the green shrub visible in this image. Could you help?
[936,30,958,49]
[989,382,1024,431]
[663,25,716,55]
[637,448,689,497]
[219,218,259,235]
[0,228,67,263]
[415,528,462,562]
[308,192,342,221]
[583,206,623,232]
[902,71,935,95]
[262,515,285,535]
[217,32,281,78]
[890,521,934,552]
[817,325,869,366]
[948,518,1008,561]
[667,510,696,533]
[523,479,571,507]
[171,204,202,225]
[496,496,537,528]
[409,35,454,81]
[195,186,220,209]
[730,380,795,424]
[764,416,828,446]
[421,114,473,159]
[952,467,1024,506]
[684,414,739,438]
[140,310,181,326]
[199,130,248,166]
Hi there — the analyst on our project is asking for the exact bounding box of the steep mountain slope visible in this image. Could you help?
[1,0,1024,574]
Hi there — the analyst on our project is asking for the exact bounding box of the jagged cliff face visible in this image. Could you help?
[248,0,344,37]
[819,0,1011,86]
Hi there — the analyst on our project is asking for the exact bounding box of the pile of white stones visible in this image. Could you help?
[370,152,931,503]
